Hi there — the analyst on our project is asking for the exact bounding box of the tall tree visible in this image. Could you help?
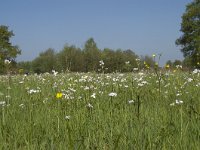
[83,38,101,72]
[32,48,56,73]
[176,0,200,68]
[0,25,21,73]
[57,45,84,72]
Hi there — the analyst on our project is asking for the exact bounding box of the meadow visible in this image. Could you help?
[0,69,200,149]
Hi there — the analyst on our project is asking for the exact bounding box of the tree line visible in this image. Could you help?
[17,38,157,74]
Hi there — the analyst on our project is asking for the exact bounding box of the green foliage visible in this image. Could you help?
[176,0,200,68]
[23,38,141,73]
[0,25,21,73]
[83,38,101,72]
[140,55,155,68]
[32,48,56,73]
[56,45,84,72]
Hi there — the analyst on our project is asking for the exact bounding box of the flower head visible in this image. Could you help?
[56,92,63,99]
[4,59,11,65]
[165,64,170,69]
[65,115,71,120]
[108,92,117,97]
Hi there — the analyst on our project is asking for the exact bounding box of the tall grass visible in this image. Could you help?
[0,71,199,149]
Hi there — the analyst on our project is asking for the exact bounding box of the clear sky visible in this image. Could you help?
[0,0,192,65]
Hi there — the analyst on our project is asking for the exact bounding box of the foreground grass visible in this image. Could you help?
[0,71,200,149]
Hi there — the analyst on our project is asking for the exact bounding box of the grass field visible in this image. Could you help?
[0,70,200,149]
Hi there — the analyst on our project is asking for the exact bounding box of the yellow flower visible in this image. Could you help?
[145,64,149,69]
[165,64,170,69]
[56,92,63,99]
[197,62,200,65]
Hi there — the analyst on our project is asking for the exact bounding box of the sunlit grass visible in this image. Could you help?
[0,71,199,149]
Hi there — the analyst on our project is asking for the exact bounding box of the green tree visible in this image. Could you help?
[140,55,155,69]
[17,61,33,74]
[57,45,84,72]
[176,0,200,68]
[0,25,21,73]
[165,60,173,67]
[173,60,182,67]
[83,38,101,72]
[32,48,56,73]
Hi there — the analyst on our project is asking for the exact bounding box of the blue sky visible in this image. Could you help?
[0,0,192,65]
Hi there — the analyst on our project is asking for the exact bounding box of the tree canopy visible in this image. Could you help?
[176,0,200,68]
[0,25,21,73]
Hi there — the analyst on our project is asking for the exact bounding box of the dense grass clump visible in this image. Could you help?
[0,71,200,149]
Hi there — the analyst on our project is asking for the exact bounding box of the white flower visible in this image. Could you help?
[65,115,71,120]
[176,99,183,105]
[138,83,144,87]
[192,69,200,74]
[0,101,6,106]
[187,78,193,82]
[176,65,182,69]
[125,61,130,65]
[84,86,89,90]
[124,85,129,88]
[87,103,93,108]
[19,103,25,108]
[133,68,138,71]
[52,70,58,76]
[108,92,117,97]
[128,100,134,104]
[28,89,41,94]
[4,59,11,65]
[91,93,96,99]
[99,60,104,66]
[170,103,175,106]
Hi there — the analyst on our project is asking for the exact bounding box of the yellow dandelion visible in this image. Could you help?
[165,64,170,69]
[56,92,63,99]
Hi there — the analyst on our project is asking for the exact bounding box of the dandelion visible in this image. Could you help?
[165,64,170,69]
[56,92,63,99]
[108,92,117,97]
